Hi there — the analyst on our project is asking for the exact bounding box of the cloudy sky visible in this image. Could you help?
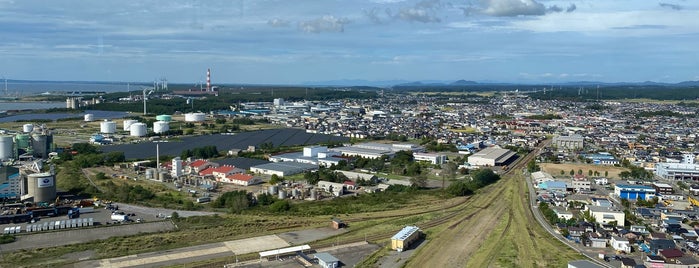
[0,0,697,84]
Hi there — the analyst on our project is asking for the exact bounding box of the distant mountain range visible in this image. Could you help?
[302,79,699,87]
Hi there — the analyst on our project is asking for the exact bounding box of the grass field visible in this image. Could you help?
[406,171,583,267]
[540,163,628,179]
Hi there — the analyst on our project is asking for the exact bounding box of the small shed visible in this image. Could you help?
[315,252,339,268]
[331,218,346,229]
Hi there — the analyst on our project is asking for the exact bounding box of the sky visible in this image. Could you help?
[0,0,697,85]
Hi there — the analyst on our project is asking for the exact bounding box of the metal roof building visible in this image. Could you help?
[250,162,318,177]
[467,146,517,167]
[391,226,420,252]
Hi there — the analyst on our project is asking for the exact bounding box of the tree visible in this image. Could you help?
[410,175,428,188]
[560,170,565,176]
[570,169,575,176]
[527,160,541,173]
[604,171,608,177]
[588,170,593,176]
[577,169,583,175]
[170,211,180,220]
[269,174,282,185]
[446,181,472,196]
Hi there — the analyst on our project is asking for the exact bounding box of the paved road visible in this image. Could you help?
[114,202,218,218]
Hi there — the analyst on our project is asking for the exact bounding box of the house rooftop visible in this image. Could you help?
[391,226,419,242]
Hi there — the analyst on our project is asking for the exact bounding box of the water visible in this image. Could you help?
[2,80,136,96]
[0,102,65,111]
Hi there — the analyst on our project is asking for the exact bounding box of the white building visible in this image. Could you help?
[315,252,339,268]
[222,173,262,186]
[0,166,21,199]
[610,236,631,253]
[655,162,699,181]
[171,157,183,178]
[531,171,554,185]
[413,152,447,165]
[250,162,318,177]
[571,179,591,192]
[318,181,345,197]
[587,205,625,227]
[553,134,584,150]
[467,146,517,167]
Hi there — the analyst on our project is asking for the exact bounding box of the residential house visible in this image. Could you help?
[610,236,631,253]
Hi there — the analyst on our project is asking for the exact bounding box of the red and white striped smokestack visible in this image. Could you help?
[206,68,211,91]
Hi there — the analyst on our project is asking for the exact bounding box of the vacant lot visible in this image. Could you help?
[540,163,628,179]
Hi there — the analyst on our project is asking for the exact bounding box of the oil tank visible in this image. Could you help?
[100,120,117,134]
[145,168,155,180]
[27,173,57,203]
[292,188,300,198]
[84,114,94,122]
[268,185,279,195]
[153,121,169,134]
[184,112,206,122]
[31,134,52,159]
[123,119,138,131]
[0,135,13,161]
[130,123,147,137]
[15,134,30,149]
[22,124,34,133]
[278,190,287,199]
[156,115,172,122]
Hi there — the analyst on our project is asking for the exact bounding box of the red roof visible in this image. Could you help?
[227,173,254,181]
[660,248,683,258]
[343,181,356,186]
[188,159,208,167]
[199,167,215,176]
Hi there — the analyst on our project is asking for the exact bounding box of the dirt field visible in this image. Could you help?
[540,163,628,179]
[406,172,582,267]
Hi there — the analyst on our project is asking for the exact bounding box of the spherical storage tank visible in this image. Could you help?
[130,123,147,137]
[84,114,94,122]
[22,124,34,133]
[153,121,169,134]
[0,135,13,161]
[27,173,57,203]
[155,115,172,122]
[123,119,138,131]
[100,120,117,134]
[184,112,206,122]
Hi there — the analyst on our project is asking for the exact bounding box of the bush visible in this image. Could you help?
[0,234,15,244]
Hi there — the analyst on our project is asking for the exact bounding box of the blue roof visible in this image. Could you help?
[391,226,419,241]
[315,252,339,263]
[543,181,567,188]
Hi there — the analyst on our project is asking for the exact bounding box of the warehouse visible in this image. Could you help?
[391,226,421,252]
[249,162,318,177]
[615,184,656,201]
[467,147,516,167]
[552,134,584,150]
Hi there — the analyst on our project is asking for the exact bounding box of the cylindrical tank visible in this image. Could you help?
[31,134,52,159]
[23,124,34,133]
[156,115,172,122]
[0,135,13,161]
[100,120,117,134]
[268,185,279,195]
[145,169,155,180]
[184,112,206,122]
[153,121,169,134]
[84,114,94,122]
[27,173,57,203]
[130,123,147,137]
[15,134,30,149]
[123,119,138,131]
[310,188,317,200]
[292,188,300,198]
[278,190,287,199]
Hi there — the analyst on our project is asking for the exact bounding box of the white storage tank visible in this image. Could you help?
[184,112,206,122]
[123,119,138,131]
[130,123,147,137]
[100,120,117,134]
[153,121,169,134]
[0,135,13,161]
[278,190,287,199]
[27,173,57,203]
[22,124,34,133]
[84,114,94,122]
[268,185,279,195]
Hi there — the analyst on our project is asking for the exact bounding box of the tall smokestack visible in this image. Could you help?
[156,143,160,180]
[206,68,211,92]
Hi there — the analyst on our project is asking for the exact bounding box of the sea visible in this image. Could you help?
[0,80,133,122]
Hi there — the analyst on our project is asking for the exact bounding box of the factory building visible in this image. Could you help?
[655,162,699,181]
[553,134,584,150]
[250,162,318,177]
[413,152,447,165]
[615,184,656,201]
[0,165,21,199]
[391,226,421,252]
[467,146,517,167]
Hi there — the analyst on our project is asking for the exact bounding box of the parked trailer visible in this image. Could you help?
[110,214,128,222]
[42,222,48,231]
[54,221,60,230]
[25,225,30,232]
[71,219,77,228]
[88,218,94,226]
[14,226,21,233]
[60,220,66,229]
[3,227,9,234]
[78,207,95,214]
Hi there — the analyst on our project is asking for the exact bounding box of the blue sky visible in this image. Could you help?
[0,0,697,84]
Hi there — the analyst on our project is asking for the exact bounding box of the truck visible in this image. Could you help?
[111,214,128,222]
[196,197,211,203]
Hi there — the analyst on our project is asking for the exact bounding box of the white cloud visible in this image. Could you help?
[483,0,546,17]
[299,15,350,33]
[267,18,291,27]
